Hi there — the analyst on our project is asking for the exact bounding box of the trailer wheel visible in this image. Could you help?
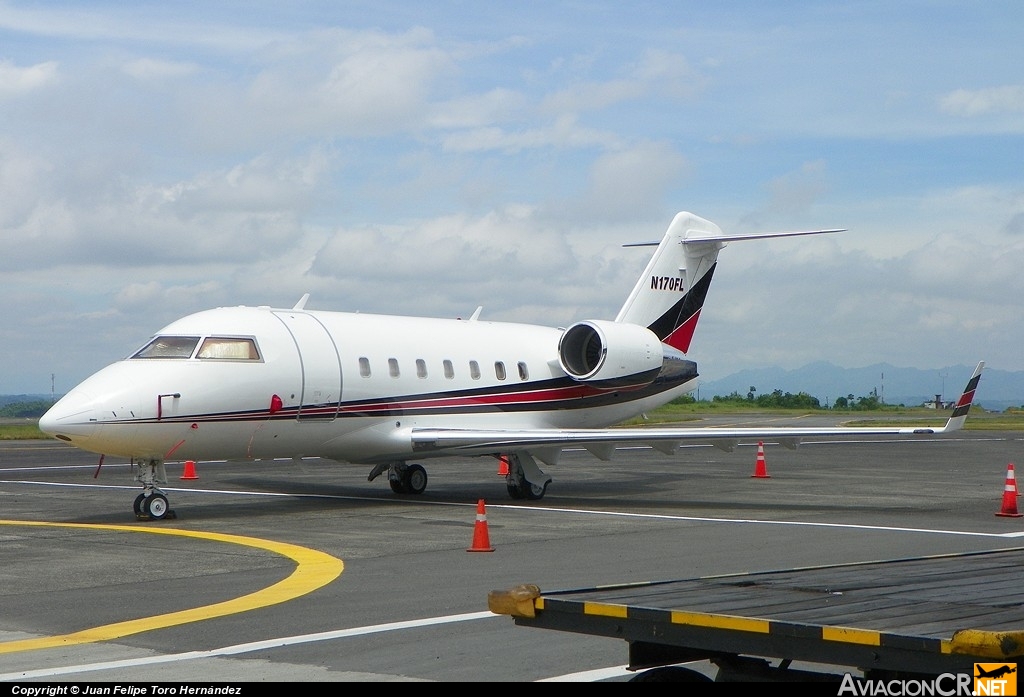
[629,666,713,682]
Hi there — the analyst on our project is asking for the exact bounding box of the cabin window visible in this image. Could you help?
[495,361,506,380]
[469,360,480,380]
[416,359,427,378]
[197,337,260,360]
[388,358,400,377]
[359,357,371,377]
[132,336,200,359]
[517,361,529,380]
[443,359,454,379]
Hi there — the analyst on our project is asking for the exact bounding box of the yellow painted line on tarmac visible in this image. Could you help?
[0,520,344,655]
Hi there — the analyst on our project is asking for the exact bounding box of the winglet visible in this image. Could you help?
[940,361,984,432]
[293,293,310,310]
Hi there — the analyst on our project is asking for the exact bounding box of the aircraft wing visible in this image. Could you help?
[411,361,984,464]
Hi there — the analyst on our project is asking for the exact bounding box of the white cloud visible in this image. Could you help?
[122,58,199,80]
[939,85,1024,117]
[0,60,58,94]
[742,160,830,226]
[541,49,705,114]
[565,141,689,221]
[0,1,284,51]
[429,88,530,129]
[220,27,460,139]
[631,49,707,100]
[440,114,619,153]
[1,3,1023,396]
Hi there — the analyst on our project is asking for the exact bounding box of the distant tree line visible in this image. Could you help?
[712,389,822,409]
[0,400,52,418]
[671,390,895,410]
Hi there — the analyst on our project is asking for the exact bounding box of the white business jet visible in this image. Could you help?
[38,212,984,520]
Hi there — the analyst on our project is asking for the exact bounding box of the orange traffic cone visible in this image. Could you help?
[996,464,1022,517]
[497,455,510,476]
[180,460,198,480]
[751,442,770,478]
[467,499,495,552]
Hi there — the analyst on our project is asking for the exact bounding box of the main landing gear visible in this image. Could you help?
[133,458,176,520]
[368,453,552,501]
[368,462,429,495]
[504,452,551,501]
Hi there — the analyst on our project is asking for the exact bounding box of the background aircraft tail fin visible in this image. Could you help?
[939,361,985,432]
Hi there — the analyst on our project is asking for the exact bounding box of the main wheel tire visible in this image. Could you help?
[405,464,427,495]
[506,479,525,499]
[524,481,548,500]
[144,493,169,520]
[133,493,147,516]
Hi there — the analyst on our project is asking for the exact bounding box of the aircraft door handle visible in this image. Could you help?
[157,393,181,420]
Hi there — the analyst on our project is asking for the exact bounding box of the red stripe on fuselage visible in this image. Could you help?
[339,382,631,414]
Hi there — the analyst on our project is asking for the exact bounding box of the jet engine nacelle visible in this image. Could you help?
[558,320,664,387]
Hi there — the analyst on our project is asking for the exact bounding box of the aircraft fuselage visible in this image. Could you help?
[40,305,698,465]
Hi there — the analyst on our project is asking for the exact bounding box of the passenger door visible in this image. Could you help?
[272,311,342,420]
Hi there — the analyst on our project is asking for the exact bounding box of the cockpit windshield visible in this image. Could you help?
[131,336,261,360]
[197,337,260,360]
[132,336,200,359]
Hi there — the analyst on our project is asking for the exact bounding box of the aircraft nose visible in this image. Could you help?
[38,389,99,441]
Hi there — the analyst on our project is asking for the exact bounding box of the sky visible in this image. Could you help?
[1,1,1022,397]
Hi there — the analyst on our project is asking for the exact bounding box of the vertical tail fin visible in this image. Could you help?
[615,211,844,354]
[614,212,726,353]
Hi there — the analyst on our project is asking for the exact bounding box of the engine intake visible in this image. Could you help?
[558,320,664,387]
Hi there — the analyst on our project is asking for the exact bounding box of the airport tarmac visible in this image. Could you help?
[1,422,1023,683]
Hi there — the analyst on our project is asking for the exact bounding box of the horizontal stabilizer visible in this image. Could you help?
[684,228,845,245]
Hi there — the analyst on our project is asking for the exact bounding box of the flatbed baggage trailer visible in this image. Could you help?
[487,547,1024,683]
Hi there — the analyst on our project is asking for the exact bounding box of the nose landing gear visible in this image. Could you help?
[133,459,177,520]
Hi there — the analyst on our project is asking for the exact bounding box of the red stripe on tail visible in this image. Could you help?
[664,309,701,353]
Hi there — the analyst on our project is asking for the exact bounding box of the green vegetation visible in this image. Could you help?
[0,400,52,419]
[621,394,1024,430]
[0,421,49,440]
[0,399,50,438]
[0,400,52,440]
[712,389,822,409]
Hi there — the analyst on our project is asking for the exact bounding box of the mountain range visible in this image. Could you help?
[698,362,1019,411]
